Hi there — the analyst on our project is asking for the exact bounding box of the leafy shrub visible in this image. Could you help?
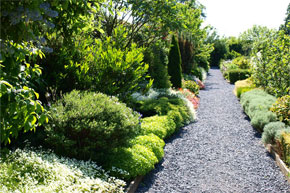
[237,87,255,98]
[262,122,286,144]
[226,69,251,84]
[128,134,165,161]
[67,26,149,100]
[281,131,290,167]
[232,56,251,69]
[45,90,140,160]
[168,110,184,129]
[251,29,290,97]
[0,148,125,193]
[240,89,277,131]
[105,144,158,180]
[271,95,290,125]
[0,81,48,145]
[140,115,176,139]
[168,35,182,88]
[183,80,200,95]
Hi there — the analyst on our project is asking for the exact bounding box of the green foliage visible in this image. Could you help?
[209,38,229,66]
[281,131,290,166]
[262,122,287,144]
[232,56,251,69]
[144,43,171,89]
[128,134,165,161]
[226,69,251,84]
[135,96,190,123]
[168,35,182,88]
[271,95,290,125]
[140,115,176,139]
[105,144,158,180]
[240,89,277,131]
[183,80,200,95]
[0,41,48,145]
[0,148,125,193]
[251,28,290,97]
[45,90,140,160]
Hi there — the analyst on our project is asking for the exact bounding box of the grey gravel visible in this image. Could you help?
[136,67,290,193]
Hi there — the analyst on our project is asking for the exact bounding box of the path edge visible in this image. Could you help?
[265,144,290,183]
[126,176,144,193]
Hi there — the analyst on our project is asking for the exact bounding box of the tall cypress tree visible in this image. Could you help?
[168,35,182,88]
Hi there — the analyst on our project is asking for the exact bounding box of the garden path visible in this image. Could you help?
[136,67,290,192]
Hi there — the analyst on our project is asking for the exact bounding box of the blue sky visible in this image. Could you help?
[199,0,289,37]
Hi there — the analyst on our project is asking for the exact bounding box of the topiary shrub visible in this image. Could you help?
[271,95,290,125]
[168,35,182,88]
[226,69,251,84]
[262,122,286,144]
[183,80,200,95]
[140,115,176,139]
[45,90,141,160]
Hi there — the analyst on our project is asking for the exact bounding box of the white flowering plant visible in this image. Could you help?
[0,147,126,193]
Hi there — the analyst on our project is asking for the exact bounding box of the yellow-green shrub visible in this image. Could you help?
[234,78,255,98]
[281,132,290,167]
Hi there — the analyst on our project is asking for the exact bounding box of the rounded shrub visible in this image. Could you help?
[129,134,165,161]
[262,122,286,144]
[105,145,158,180]
[45,90,141,160]
[140,115,176,139]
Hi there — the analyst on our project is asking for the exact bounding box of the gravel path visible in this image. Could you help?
[136,67,290,193]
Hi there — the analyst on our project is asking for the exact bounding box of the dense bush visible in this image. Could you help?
[262,122,287,144]
[251,29,290,97]
[0,148,125,193]
[134,96,190,124]
[140,115,176,139]
[232,56,251,69]
[240,89,277,131]
[271,95,290,125]
[104,139,162,179]
[183,80,200,95]
[234,79,255,98]
[226,69,251,84]
[168,35,182,88]
[144,43,171,89]
[45,90,140,160]
[281,132,290,166]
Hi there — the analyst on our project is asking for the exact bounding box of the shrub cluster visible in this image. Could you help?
[0,148,126,193]
[240,89,277,132]
[281,132,290,167]
[104,134,165,179]
[225,69,251,84]
[262,122,290,144]
[183,80,200,95]
[45,90,140,160]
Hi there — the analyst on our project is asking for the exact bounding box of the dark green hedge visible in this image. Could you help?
[226,69,251,84]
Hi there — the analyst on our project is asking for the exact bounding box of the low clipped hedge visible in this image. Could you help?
[225,69,251,84]
[240,89,277,132]
[262,122,289,144]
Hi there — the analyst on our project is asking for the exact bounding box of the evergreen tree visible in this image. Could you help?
[168,35,182,88]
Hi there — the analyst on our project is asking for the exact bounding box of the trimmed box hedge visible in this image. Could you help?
[226,69,251,84]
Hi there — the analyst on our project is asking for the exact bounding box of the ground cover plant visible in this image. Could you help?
[0,148,126,193]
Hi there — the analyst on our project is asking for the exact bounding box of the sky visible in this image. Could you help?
[198,0,289,37]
